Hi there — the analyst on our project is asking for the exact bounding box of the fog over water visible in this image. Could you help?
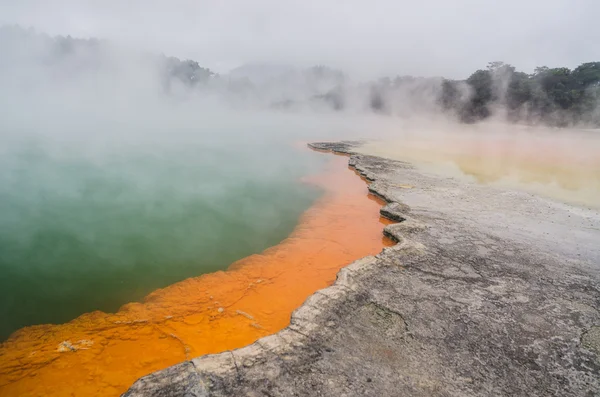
[0,1,599,339]
[0,118,328,339]
[0,26,392,339]
[0,32,325,338]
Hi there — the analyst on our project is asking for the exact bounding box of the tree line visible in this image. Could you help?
[440,61,600,126]
[3,25,599,126]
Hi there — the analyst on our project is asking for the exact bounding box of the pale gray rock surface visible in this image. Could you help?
[124,141,600,397]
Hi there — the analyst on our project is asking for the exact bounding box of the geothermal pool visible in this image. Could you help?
[0,137,326,341]
[4,120,595,397]
[0,144,393,396]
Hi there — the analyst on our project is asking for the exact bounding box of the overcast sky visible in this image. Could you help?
[0,0,598,79]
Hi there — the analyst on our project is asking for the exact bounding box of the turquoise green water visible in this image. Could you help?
[0,134,326,340]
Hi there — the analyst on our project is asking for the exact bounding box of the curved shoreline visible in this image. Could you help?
[0,151,393,396]
[125,141,600,397]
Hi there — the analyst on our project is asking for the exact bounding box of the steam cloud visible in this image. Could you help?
[0,2,599,338]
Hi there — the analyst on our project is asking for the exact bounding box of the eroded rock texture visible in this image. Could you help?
[124,141,600,397]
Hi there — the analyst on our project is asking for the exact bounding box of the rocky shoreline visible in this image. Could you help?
[124,141,600,396]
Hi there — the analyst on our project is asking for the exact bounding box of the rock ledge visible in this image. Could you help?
[124,141,600,396]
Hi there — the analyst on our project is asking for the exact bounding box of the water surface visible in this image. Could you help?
[0,153,393,397]
[0,132,325,340]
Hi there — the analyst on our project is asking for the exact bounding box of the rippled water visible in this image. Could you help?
[0,132,326,340]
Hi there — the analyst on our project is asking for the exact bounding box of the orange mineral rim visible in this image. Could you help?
[0,152,394,397]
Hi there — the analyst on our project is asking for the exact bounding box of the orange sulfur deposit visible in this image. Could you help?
[0,154,394,397]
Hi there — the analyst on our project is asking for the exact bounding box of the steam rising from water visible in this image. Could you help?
[357,120,600,209]
[1,25,598,340]
[0,115,343,339]
[0,33,348,339]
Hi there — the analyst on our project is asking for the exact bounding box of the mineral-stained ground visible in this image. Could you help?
[125,141,600,397]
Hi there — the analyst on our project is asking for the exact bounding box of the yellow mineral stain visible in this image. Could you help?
[358,129,600,209]
[0,154,393,397]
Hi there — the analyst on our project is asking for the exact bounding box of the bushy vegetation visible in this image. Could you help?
[441,61,600,126]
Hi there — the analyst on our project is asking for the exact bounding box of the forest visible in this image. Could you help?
[439,61,600,125]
